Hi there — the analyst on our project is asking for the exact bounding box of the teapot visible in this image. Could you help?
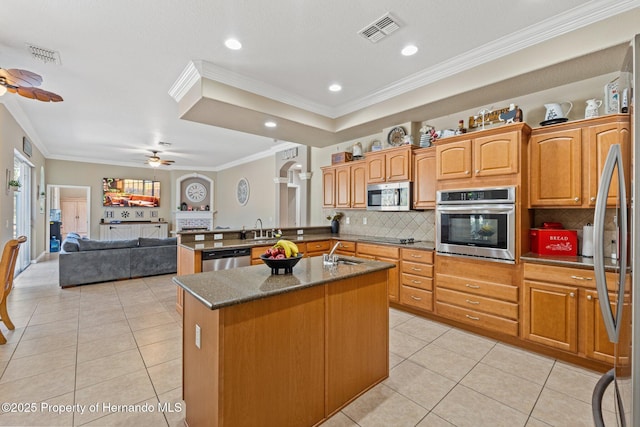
[584,99,603,119]
[544,101,573,121]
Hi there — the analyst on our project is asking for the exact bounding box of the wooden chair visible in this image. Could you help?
[0,236,27,344]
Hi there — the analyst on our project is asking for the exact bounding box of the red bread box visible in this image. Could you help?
[530,228,578,256]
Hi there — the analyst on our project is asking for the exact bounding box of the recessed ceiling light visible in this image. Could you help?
[401,45,418,56]
[265,121,277,128]
[329,84,342,92]
[225,38,242,50]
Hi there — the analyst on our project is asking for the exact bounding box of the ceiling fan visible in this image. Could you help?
[146,150,175,167]
[0,67,63,102]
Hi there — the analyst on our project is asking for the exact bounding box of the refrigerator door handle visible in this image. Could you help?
[593,144,627,343]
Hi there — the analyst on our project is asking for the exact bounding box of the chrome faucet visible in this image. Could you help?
[324,241,342,265]
[254,218,264,239]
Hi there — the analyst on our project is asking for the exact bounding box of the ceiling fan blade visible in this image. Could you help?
[1,68,42,87]
[17,86,63,102]
[160,160,175,165]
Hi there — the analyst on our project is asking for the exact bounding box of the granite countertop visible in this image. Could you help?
[173,255,394,310]
[179,232,436,252]
[520,252,629,272]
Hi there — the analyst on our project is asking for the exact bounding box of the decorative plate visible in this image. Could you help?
[185,182,207,203]
[237,177,249,205]
[387,126,406,146]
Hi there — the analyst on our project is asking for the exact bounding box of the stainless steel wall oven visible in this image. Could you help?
[436,187,516,263]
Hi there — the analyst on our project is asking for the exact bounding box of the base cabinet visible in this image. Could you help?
[99,222,168,240]
[399,248,434,312]
[356,243,400,302]
[435,256,519,337]
[522,262,630,363]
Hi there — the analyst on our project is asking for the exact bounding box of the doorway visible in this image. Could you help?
[13,151,32,274]
[47,185,91,247]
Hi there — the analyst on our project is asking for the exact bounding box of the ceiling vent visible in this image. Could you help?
[358,13,401,43]
[25,43,61,65]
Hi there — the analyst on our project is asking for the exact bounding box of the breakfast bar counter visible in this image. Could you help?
[173,256,393,427]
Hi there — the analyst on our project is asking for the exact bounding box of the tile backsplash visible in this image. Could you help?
[324,207,621,257]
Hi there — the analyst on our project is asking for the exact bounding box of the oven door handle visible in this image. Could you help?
[436,204,515,214]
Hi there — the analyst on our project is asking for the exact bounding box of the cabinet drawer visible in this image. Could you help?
[401,273,433,291]
[400,285,433,312]
[436,274,518,303]
[306,240,331,253]
[435,302,518,337]
[437,288,518,320]
[357,243,399,259]
[401,249,434,264]
[523,263,625,292]
[401,261,433,278]
[333,240,356,254]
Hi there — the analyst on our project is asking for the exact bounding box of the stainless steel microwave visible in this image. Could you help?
[367,182,412,211]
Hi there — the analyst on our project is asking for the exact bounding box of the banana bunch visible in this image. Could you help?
[274,239,299,257]
[264,239,300,259]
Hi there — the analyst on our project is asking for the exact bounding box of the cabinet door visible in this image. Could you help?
[105,224,137,240]
[586,122,630,207]
[473,131,518,177]
[436,140,472,180]
[322,168,335,208]
[140,224,166,238]
[523,280,578,352]
[413,149,436,209]
[366,153,386,183]
[334,165,351,208]
[529,129,582,206]
[386,149,411,181]
[584,289,630,364]
[350,162,367,208]
[378,256,399,302]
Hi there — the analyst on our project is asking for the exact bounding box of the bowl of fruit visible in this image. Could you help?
[260,240,304,275]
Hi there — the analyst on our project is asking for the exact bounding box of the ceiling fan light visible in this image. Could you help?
[149,160,161,167]
[0,85,6,96]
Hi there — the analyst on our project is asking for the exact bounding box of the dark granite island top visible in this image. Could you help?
[176,255,393,427]
[173,255,394,310]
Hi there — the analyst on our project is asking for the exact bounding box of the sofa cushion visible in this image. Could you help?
[77,239,138,251]
[138,237,177,247]
[61,235,80,252]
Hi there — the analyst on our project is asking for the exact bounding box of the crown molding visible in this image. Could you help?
[168,61,202,102]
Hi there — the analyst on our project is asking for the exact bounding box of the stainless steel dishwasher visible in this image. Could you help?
[201,248,252,271]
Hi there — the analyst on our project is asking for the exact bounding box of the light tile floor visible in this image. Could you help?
[0,254,617,426]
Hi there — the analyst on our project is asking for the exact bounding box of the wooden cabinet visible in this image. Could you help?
[522,262,630,362]
[322,161,367,209]
[412,147,436,209]
[399,248,434,312]
[305,240,331,257]
[365,146,413,184]
[331,239,356,256]
[356,243,400,302]
[251,245,272,265]
[436,127,523,183]
[529,114,630,207]
[99,222,168,240]
[61,198,88,239]
[435,256,519,337]
[583,289,630,365]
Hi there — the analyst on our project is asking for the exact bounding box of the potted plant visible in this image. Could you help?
[326,212,343,234]
[8,179,21,191]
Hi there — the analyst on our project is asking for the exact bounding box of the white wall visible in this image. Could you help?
[214,156,276,230]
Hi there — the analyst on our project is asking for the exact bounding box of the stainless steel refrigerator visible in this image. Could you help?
[592,34,639,427]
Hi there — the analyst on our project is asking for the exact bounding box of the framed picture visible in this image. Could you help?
[23,137,32,157]
[236,177,249,206]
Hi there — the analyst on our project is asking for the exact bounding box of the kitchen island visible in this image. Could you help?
[173,255,393,427]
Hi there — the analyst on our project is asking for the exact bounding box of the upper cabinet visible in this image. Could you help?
[412,147,436,209]
[366,146,414,184]
[435,123,530,188]
[322,160,367,209]
[529,114,630,208]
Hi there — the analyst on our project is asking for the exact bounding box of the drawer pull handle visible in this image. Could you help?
[411,267,422,272]
[570,275,592,281]
[465,284,480,289]
[410,295,422,301]
[410,254,423,258]
[465,299,480,305]
[411,280,422,284]
[465,314,480,321]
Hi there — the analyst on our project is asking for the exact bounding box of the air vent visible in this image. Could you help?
[358,13,401,43]
[26,43,61,65]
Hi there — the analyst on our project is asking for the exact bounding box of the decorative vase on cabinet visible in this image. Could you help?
[331,220,339,234]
